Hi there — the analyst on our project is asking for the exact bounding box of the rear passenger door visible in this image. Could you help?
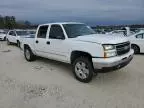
[34,25,49,57]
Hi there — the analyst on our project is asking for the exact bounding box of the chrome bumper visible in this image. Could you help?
[92,49,134,69]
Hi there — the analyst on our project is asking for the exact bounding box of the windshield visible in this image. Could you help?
[63,24,96,38]
[16,31,28,36]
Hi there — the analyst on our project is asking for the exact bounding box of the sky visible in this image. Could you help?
[0,0,144,25]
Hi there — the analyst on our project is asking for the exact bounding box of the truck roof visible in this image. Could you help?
[40,22,84,26]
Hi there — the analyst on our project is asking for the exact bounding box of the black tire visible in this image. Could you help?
[131,45,140,54]
[7,39,11,45]
[17,41,20,47]
[3,37,6,41]
[24,47,36,61]
[72,56,95,83]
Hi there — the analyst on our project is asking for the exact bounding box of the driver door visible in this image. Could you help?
[46,24,69,62]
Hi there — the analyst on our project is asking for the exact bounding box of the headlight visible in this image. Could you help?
[103,45,115,50]
[103,44,117,58]
[104,51,117,58]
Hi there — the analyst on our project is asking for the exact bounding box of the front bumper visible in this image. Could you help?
[92,49,134,69]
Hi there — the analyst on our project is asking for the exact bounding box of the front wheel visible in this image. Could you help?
[24,47,36,61]
[72,57,95,83]
[131,45,140,54]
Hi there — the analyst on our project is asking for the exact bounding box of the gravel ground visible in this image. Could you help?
[0,41,144,108]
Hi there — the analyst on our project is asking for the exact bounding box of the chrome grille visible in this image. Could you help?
[116,42,130,56]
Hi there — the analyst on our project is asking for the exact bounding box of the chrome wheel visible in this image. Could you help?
[25,49,30,60]
[75,61,89,79]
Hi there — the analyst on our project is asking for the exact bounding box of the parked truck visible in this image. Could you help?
[21,22,134,83]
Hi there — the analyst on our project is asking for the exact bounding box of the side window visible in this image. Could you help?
[9,31,13,35]
[37,25,48,38]
[136,34,143,39]
[49,25,65,39]
[9,31,16,36]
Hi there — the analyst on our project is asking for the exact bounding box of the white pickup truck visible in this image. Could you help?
[21,22,134,83]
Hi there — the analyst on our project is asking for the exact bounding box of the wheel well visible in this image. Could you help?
[70,51,92,64]
[131,44,140,49]
[24,44,30,50]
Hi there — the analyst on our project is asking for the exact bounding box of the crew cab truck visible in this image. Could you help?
[21,22,134,83]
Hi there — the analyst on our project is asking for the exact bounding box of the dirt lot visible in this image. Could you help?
[0,41,144,108]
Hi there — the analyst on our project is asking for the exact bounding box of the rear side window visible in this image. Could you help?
[37,25,48,38]
[49,25,65,39]
[136,33,143,39]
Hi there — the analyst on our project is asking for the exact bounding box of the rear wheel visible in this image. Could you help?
[24,47,36,61]
[131,45,140,54]
[72,56,95,83]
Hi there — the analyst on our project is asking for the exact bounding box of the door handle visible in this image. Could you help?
[46,41,50,45]
[36,40,39,43]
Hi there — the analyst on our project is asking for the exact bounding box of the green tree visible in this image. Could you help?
[0,15,4,28]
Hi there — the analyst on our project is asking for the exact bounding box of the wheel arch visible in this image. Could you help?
[131,43,140,53]
[70,50,92,64]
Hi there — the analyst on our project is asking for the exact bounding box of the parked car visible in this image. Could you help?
[0,30,7,41]
[21,22,134,83]
[106,30,135,36]
[128,31,144,54]
[6,30,29,47]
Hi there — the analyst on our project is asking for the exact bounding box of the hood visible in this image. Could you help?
[71,34,128,44]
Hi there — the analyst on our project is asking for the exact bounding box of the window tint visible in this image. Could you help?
[9,31,13,35]
[9,31,16,36]
[37,25,48,38]
[136,34,143,39]
[49,25,64,39]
